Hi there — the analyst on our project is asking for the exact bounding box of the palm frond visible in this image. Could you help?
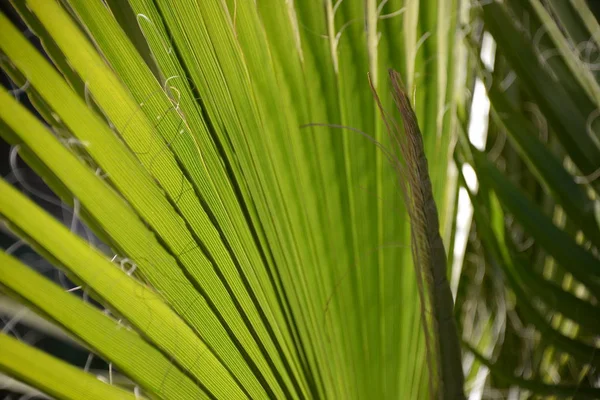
[0,0,465,398]
[456,0,600,396]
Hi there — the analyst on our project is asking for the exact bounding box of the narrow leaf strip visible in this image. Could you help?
[486,81,600,246]
[481,1,600,192]
[471,149,600,288]
[0,251,208,400]
[0,84,265,397]
[0,178,248,399]
[463,341,600,399]
[0,11,279,398]
[0,332,140,400]
[30,2,303,396]
[456,164,600,368]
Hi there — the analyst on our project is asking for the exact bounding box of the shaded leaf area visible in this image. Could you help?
[0,0,464,399]
[455,0,600,397]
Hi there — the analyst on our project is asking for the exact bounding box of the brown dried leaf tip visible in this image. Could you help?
[370,69,465,400]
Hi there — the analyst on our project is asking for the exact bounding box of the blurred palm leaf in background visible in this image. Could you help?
[454,0,600,398]
[0,0,465,399]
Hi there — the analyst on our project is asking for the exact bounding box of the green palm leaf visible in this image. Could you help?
[0,0,465,398]
[456,0,600,396]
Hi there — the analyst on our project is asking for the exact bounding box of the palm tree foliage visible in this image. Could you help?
[0,0,464,398]
[0,0,599,399]
[454,0,600,397]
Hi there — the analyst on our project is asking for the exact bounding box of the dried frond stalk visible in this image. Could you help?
[371,69,465,400]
